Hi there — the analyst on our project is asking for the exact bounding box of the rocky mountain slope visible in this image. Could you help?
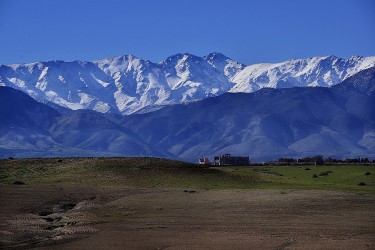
[0,87,162,158]
[1,67,374,161]
[121,66,375,161]
[1,53,374,115]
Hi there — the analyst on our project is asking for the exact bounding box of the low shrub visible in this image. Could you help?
[13,180,25,185]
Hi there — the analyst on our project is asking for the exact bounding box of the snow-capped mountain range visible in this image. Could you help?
[1,53,374,114]
[1,66,374,161]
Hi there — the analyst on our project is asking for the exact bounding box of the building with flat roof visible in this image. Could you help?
[213,154,250,166]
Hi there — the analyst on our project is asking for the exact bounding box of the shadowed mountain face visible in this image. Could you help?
[0,87,162,158]
[1,67,374,161]
[49,110,160,156]
[121,67,375,161]
[332,66,375,96]
[0,86,61,130]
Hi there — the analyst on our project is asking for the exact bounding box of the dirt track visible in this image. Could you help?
[1,185,374,249]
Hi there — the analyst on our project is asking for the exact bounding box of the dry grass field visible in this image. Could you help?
[0,158,374,249]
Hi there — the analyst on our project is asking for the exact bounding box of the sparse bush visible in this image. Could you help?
[13,180,25,185]
[183,189,196,193]
[312,174,318,178]
[38,210,53,216]
[60,203,76,211]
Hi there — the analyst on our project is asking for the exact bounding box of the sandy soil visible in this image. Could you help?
[0,185,374,249]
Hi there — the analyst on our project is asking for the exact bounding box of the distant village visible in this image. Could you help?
[199,154,374,166]
[200,154,250,166]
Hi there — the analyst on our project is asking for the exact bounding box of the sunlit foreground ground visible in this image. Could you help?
[0,158,374,249]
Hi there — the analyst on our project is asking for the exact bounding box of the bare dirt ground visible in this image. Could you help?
[1,185,374,250]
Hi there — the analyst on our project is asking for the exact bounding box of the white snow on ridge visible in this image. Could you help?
[0,53,374,115]
[90,73,110,87]
[229,55,375,93]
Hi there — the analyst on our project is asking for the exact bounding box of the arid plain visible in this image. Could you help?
[1,158,374,249]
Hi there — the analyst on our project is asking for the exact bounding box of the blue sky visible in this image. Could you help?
[0,0,374,65]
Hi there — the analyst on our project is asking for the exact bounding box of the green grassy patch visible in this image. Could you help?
[220,165,375,192]
[0,158,374,192]
[0,158,260,189]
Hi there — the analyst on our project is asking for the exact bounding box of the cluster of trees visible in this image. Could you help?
[278,156,323,163]
[338,157,371,163]
[278,156,373,164]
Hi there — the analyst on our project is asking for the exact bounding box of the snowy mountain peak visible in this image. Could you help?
[349,54,363,60]
[1,53,374,115]
[95,54,148,76]
[162,53,205,65]
[230,55,375,92]
[204,52,245,79]
[204,52,229,61]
